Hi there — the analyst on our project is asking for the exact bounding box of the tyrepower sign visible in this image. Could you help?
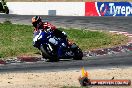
[85,2,132,16]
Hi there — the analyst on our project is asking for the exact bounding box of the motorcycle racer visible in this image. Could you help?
[32,16,67,58]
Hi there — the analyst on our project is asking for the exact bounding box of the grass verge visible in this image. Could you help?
[0,22,128,58]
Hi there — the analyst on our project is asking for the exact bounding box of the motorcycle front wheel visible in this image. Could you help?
[40,44,59,62]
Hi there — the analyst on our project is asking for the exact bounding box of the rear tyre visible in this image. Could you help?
[71,43,83,60]
[73,47,83,60]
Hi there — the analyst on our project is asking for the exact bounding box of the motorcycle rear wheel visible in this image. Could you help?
[71,44,83,60]
[73,48,83,60]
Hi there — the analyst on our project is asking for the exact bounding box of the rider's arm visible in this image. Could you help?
[53,29,67,38]
[43,22,56,30]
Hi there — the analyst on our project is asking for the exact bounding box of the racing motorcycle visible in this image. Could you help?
[33,29,83,62]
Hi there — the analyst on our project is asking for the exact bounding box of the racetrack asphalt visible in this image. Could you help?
[0,14,132,72]
[0,14,132,33]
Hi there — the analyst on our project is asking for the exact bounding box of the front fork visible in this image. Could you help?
[47,43,53,51]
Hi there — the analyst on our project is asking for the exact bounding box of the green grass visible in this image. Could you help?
[0,22,128,58]
[60,28,128,50]
[0,22,39,58]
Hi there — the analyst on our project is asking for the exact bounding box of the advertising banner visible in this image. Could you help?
[85,2,132,16]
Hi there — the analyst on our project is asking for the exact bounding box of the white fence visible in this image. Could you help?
[7,2,85,16]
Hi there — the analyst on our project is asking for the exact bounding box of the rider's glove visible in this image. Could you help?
[62,31,67,38]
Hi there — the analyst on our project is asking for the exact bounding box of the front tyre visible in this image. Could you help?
[40,45,59,62]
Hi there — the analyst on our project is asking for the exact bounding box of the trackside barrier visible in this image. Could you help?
[6,2,132,16]
[85,2,132,16]
[7,2,85,16]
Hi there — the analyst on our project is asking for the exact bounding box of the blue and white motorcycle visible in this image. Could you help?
[33,29,83,62]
